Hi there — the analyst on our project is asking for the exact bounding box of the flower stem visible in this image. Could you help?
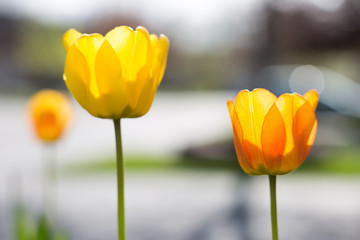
[114,119,125,240]
[269,175,278,240]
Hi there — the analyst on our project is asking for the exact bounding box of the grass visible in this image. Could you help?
[298,146,360,175]
[13,203,69,240]
[64,155,243,175]
[64,146,360,176]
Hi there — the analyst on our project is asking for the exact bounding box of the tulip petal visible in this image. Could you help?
[63,28,82,52]
[124,27,152,109]
[261,103,286,173]
[126,77,156,118]
[234,88,277,169]
[293,97,317,165]
[105,26,135,80]
[227,100,256,174]
[94,40,127,118]
[74,34,104,68]
[303,89,319,111]
[307,120,318,153]
[275,93,317,172]
[63,43,90,113]
[73,34,105,99]
[127,34,169,118]
[130,27,152,81]
[94,40,122,95]
[152,34,169,86]
[123,33,160,117]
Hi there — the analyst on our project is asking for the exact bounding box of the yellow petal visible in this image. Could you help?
[227,99,256,174]
[74,33,104,67]
[261,103,287,174]
[63,43,91,113]
[124,77,156,118]
[94,40,127,118]
[303,89,319,111]
[105,26,135,80]
[124,27,152,110]
[124,34,160,117]
[74,34,105,98]
[130,26,151,81]
[94,39,122,95]
[234,88,277,169]
[125,34,169,118]
[63,28,82,52]
[152,34,169,86]
[150,34,158,50]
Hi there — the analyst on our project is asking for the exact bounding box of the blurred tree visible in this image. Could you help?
[13,19,66,89]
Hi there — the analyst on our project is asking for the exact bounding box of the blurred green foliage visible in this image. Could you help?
[65,155,242,175]
[299,146,360,175]
[13,19,65,84]
[13,204,68,240]
[65,145,360,176]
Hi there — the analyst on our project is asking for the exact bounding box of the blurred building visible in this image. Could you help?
[255,0,360,82]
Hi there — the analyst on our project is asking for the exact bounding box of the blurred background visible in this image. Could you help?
[1,0,360,239]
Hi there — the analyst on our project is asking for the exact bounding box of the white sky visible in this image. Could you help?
[0,0,262,24]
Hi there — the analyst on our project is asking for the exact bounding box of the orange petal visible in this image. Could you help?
[306,120,317,155]
[275,93,317,172]
[303,89,319,111]
[227,99,256,174]
[261,103,286,173]
[234,88,277,169]
[293,96,317,165]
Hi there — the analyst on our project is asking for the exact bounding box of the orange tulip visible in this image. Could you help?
[28,89,72,142]
[227,88,318,175]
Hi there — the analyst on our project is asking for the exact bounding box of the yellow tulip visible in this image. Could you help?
[227,88,318,175]
[28,89,72,142]
[62,26,169,119]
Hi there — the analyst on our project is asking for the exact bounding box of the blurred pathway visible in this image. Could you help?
[37,173,360,240]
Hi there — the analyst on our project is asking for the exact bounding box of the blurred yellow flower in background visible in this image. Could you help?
[62,26,169,119]
[28,89,72,142]
[227,88,318,175]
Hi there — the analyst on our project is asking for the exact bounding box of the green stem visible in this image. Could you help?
[269,175,278,240]
[114,119,125,240]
